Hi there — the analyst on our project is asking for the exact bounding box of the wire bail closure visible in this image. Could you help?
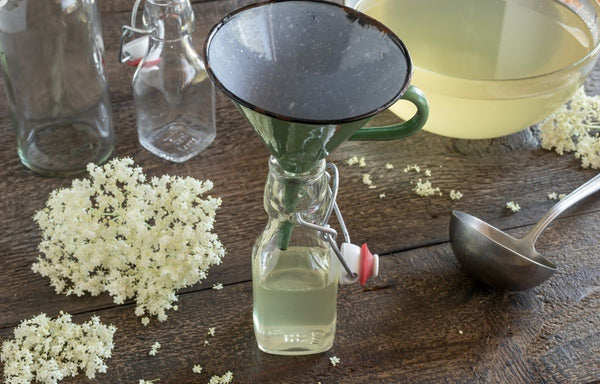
[295,162,359,284]
[118,0,154,64]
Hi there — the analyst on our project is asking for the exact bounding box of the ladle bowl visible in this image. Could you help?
[450,173,600,291]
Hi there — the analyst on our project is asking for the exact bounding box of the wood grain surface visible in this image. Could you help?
[1,0,599,383]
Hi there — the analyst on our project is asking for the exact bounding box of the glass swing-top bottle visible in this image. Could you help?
[126,0,216,162]
[252,157,339,355]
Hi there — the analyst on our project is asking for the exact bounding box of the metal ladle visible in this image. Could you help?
[450,173,600,290]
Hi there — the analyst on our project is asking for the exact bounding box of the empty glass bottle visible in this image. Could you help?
[130,0,216,163]
[252,157,339,355]
[0,0,114,176]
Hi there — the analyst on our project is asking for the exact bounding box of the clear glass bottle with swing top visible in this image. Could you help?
[252,156,339,355]
[130,0,215,162]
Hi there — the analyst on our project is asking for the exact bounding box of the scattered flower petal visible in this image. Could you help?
[192,365,203,374]
[149,342,161,356]
[403,164,420,173]
[450,190,463,200]
[330,356,341,367]
[212,283,223,290]
[208,371,233,384]
[506,201,521,213]
[413,179,442,197]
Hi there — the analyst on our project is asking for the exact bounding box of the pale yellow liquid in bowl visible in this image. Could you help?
[357,0,596,139]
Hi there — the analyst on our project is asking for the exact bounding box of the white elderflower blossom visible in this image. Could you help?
[31,158,225,323]
[192,365,203,374]
[403,164,420,173]
[330,356,341,367]
[0,312,116,384]
[450,190,463,200]
[539,87,600,169]
[548,192,558,200]
[212,283,223,290]
[149,342,161,356]
[384,163,394,170]
[506,201,521,213]
[346,155,359,166]
[208,371,233,384]
[208,327,216,337]
[413,179,442,197]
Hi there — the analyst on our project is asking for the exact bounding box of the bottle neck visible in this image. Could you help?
[143,0,194,42]
[264,157,329,250]
[265,157,329,219]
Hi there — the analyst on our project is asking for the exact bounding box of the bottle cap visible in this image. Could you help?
[122,36,161,67]
[359,243,379,286]
[339,242,379,286]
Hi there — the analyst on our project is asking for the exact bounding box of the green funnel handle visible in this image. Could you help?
[348,85,429,141]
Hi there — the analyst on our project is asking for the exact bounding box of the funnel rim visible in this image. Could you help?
[203,0,413,125]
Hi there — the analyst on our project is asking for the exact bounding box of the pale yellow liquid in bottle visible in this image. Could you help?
[357,0,594,139]
[253,246,338,355]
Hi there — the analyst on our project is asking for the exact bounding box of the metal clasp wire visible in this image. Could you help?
[118,0,154,63]
[295,162,358,282]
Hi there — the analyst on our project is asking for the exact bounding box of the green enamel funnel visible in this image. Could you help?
[204,0,429,248]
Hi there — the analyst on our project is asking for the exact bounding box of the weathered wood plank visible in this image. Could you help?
[1,210,598,383]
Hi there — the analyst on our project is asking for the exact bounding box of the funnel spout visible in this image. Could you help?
[277,221,294,250]
[262,157,328,251]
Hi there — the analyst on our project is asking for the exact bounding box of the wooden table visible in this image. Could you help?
[2,1,600,383]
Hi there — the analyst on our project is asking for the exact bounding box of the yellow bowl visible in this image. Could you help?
[355,0,600,139]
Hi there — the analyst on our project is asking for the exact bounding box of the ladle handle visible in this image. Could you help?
[348,85,429,141]
[526,173,600,243]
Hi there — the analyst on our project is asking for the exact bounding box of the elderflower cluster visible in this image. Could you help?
[450,190,463,200]
[403,164,421,173]
[506,201,521,213]
[32,158,225,323]
[346,155,366,167]
[539,87,600,169]
[208,371,233,384]
[413,179,442,197]
[149,342,161,356]
[0,312,116,384]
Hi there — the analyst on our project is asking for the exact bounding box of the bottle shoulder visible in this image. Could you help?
[132,42,209,87]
